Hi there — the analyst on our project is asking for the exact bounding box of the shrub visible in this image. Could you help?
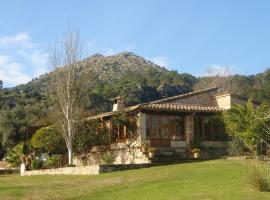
[101,152,116,165]
[5,143,26,167]
[249,162,270,192]
[228,137,246,156]
[31,126,66,155]
[45,155,62,168]
[66,164,76,167]
[31,159,44,170]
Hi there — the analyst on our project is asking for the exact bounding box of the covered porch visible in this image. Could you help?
[140,111,229,149]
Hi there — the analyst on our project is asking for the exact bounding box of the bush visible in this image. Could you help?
[31,159,44,170]
[31,126,66,155]
[101,152,116,165]
[45,155,62,168]
[5,143,26,167]
[66,164,76,167]
[249,162,270,192]
[228,138,246,156]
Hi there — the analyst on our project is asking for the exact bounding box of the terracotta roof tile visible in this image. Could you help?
[138,103,224,113]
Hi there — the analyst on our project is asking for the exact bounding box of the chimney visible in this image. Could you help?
[214,92,231,109]
[113,96,124,111]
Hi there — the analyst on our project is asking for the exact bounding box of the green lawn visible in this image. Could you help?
[0,160,269,200]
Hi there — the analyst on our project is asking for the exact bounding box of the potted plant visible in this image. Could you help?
[192,148,201,158]
[148,148,156,158]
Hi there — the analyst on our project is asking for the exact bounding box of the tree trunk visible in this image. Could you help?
[68,147,73,165]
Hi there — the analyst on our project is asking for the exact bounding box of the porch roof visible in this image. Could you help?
[139,103,224,113]
[85,103,223,120]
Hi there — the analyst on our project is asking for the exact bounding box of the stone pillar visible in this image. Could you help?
[185,113,195,146]
[20,163,26,176]
[137,112,147,145]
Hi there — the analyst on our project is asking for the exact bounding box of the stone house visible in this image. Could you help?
[83,87,252,165]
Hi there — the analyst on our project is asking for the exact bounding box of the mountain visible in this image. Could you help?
[0,52,196,115]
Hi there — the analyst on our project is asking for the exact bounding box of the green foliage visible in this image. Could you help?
[249,162,270,192]
[31,126,66,154]
[73,121,111,155]
[31,159,44,170]
[45,155,62,168]
[5,143,26,167]
[111,113,136,134]
[223,99,270,155]
[0,106,27,150]
[101,152,116,165]
[66,164,76,167]
[228,137,246,156]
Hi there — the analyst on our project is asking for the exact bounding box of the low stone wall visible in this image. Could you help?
[22,165,100,176]
[0,168,19,175]
[22,163,152,176]
[73,147,150,166]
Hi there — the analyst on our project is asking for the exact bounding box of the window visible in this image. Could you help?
[150,115,160,138]
[204,117,212,140]
[213,120,227,140]
[174,117,185,140]
[194,115,228,141]
[161,117,170,138]
[146,114,185,141]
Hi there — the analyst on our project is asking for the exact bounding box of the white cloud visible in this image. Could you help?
[0,55,32,85]
[148,56,170,68]
[0,32,30,46]
[204,65,235,77]
[0,32,49,87]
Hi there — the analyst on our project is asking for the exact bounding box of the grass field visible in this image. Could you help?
[0,159,269,200]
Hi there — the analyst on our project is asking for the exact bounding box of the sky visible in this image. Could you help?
[1,0,270,87]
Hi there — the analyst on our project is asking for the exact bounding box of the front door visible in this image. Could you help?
[147,114,170,147]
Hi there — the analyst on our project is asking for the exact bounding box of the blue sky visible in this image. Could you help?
[0,0,270,87]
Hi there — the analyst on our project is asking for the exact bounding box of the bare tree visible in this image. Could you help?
[194,66,234,91]
[49,29,87,165]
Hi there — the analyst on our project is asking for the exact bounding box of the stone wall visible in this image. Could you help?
[215,94,231,109]
[137,112,147,145]
[166,90,218,106]
[22,165,100,176]
[214,93,249,110]
[22,163,152,176]
[73,144,150,166]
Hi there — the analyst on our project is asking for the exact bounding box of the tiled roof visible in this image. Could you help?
[138,103,224,112]
[151,87,219,104]
[86,103,223,120]
[84,105,139,120]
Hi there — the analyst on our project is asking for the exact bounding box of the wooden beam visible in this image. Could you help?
[117,125,120,141]
[201,116,205,140]
[124,125,127,140]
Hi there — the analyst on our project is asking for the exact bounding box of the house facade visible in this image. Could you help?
[82,87,250,165]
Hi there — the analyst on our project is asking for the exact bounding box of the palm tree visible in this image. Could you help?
[5,143,25,167]
[223,99,269,156]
